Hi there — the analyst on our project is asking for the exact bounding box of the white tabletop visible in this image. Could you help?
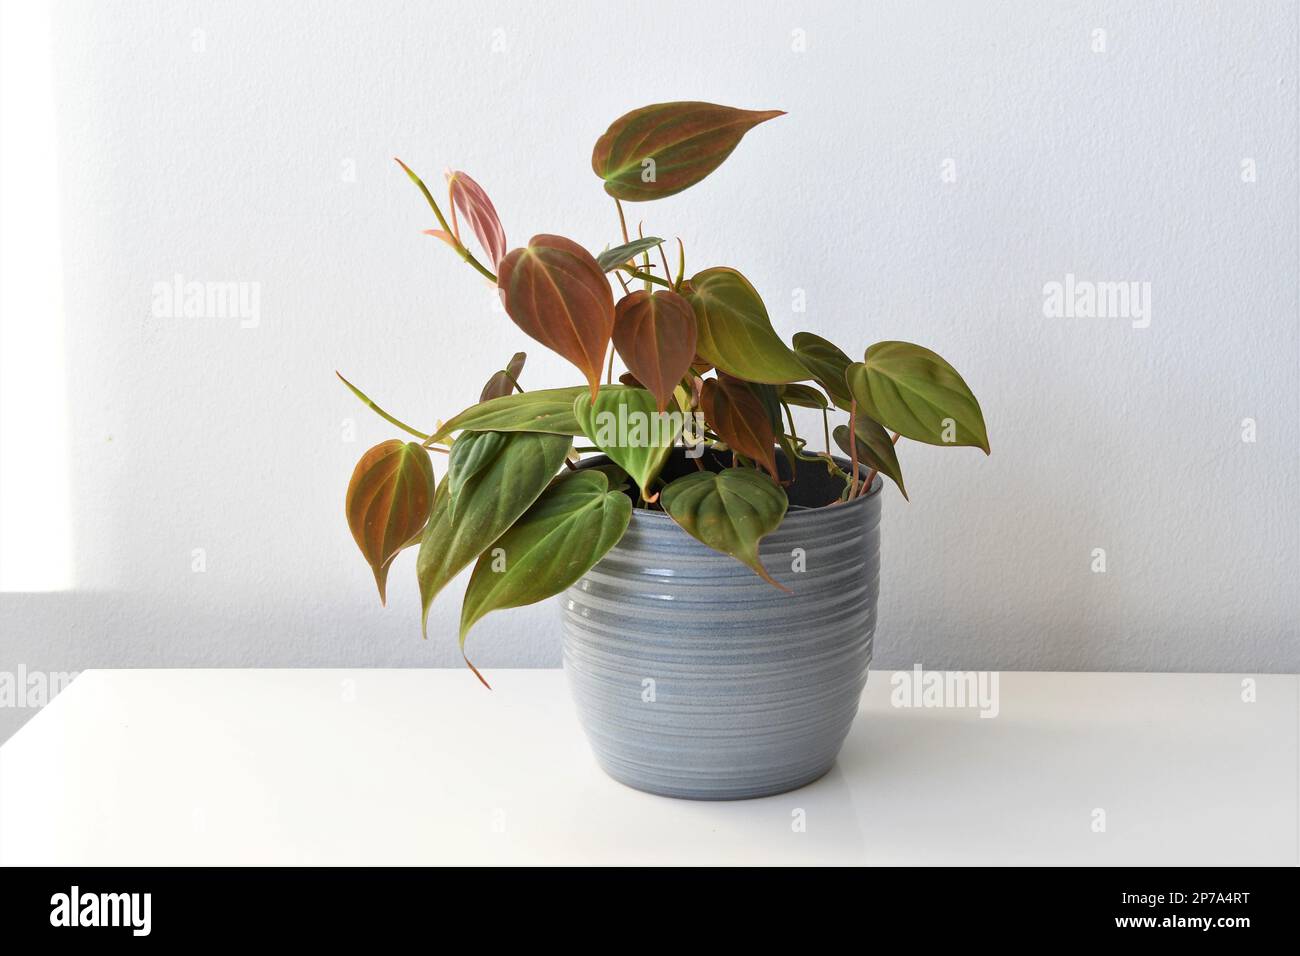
[0,669,1294,865]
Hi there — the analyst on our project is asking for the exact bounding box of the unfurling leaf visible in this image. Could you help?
[846,342,989,453]
[792,332,854,409]
[833,419,907,499]
[686,267,809,384]
[427,387,586,445]
[592,102,785,202]
[446,170,507,267]
[612,289,697,412]
[479,351,526,402]
[596,237,665,272]
[417,432,571,635]
[779,382,830,409]
[459,470,632,642]
[700,376,779,479]
[660,469,789,589]
[497,235,615,399]
[346,441,435,604]
[573,386,680,498]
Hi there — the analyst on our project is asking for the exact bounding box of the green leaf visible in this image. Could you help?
[459,470,632,643]
[685,268,809,384]
[833,420,907,499]
[497,235,615,399]
[779,382,830,409]
[660,469,788,589]
[846,342,989,452]
[417,432,572,635]
[747,380,784,433]
[573,386,680,497]
[345,441,435,604]
[478,351,526,402]
[792,332,853,409]
[447,430,509,520]
[428,387,586,445]
[592,102,785,201]
[596,237,665,272]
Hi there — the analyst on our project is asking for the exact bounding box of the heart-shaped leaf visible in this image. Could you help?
[428,387,586,445]
[792,332,853,409]
[596,237,665,272]
[779,382,829,409]
[459,470,632,642]
[700,376,779,479]
[346,441,435,604]
[660,469,789,589]
[417,432,571,634]
[612,289,697,412]
[478,351,526,402]
[833,419,907,499]
[592,102,784,201]
[573,386,680,497]
[685,268,809,384]
[497,235,615,399]
[846,342,989,452]
[446,170,507,268]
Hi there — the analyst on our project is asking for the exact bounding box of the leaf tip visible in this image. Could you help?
[463,650,492,690]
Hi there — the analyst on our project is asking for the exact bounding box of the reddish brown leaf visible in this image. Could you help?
[700,375,779,479]
[447,170,507,267]
[497,235,615,400]
[612,289,697,411]
[592,102,785,201]
[345,440,435,604]
[479,351,527,402]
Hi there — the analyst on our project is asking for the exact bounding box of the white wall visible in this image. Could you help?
[2,0,1296,739]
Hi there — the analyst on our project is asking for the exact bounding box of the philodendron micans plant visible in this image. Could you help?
[341,101,989,684]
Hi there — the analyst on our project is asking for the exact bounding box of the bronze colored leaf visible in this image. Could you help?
[479,352,526,402]
[592,102,784,201]
[447,170,507,267]
[345,440,435,604]
[700,375,779,479]
[612,289,697,412]
[496,235,615,400]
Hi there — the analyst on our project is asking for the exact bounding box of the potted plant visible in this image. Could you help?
[340,102,989,799]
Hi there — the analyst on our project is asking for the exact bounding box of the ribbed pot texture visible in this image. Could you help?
[561,457,882,800]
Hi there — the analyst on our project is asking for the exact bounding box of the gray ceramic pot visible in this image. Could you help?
[561,451,882,800]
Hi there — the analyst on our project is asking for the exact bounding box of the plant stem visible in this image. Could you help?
[617,265,671,287]
[395,158,497,284]
[780,401,799,441]
[656,242,672,285]
[847,398,860,498]
[615,198,631,244]
[336,370,431,442]
[675,238,685,290]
